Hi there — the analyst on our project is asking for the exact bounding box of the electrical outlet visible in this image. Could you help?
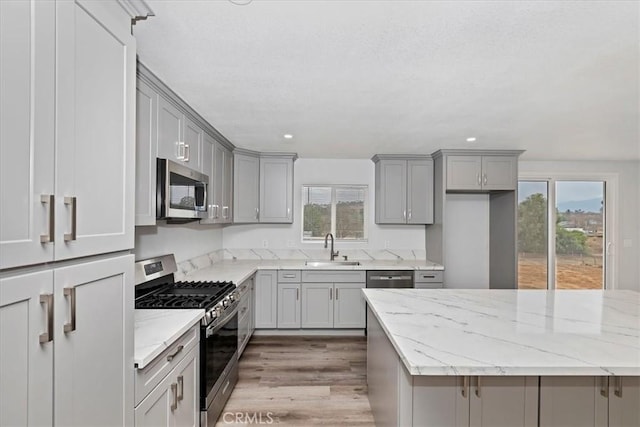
[262,240,268,248]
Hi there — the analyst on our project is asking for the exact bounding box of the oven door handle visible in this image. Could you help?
[206,304,239,337]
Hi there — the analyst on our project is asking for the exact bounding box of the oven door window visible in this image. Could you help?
[202,312,238,404]
[169,172,205,211]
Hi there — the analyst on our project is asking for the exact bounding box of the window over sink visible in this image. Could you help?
[302,185,368,242]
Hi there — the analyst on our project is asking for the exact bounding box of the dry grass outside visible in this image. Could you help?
[518,253,603,290]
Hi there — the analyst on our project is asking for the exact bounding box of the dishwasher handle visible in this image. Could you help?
[369,275,413,281]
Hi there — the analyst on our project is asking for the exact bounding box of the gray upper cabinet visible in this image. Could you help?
[259,155,295,223]
[234,150,296,224]
[445,153,519,191]
[233,150,260,223]
[135,64,236,226]
[202,135,233,224]
[373,155,434,224]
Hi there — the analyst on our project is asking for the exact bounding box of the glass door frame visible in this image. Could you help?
[518,172,618,290]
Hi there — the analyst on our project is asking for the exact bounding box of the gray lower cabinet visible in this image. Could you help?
[368,309,538,427]
[255,270,278,328]
[277,283,301,328]
[301,283,334,328]
[372,155,434,224]
[0,254,134,427]
[445,154,518,191]
[301,271,366,329]
[237,275,254,356]
[333,283,366,328]
[135,345,199,427]
[414,271,445,289]
[539,376,640,427]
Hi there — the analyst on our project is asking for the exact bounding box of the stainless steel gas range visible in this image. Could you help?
[134,255,238,426]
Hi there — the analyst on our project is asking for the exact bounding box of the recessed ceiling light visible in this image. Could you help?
[283,134,293,139]
[466,137,477,142]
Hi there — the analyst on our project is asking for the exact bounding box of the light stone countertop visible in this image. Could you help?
[363,289,640,376]
[184,259,444,285]
[134,309,204,369]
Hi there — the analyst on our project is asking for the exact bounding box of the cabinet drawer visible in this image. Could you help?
[238,292,251,319]
[301,270,365,283]
[414,271,444,283]
[135,324,199,406]
[278,270,301,282]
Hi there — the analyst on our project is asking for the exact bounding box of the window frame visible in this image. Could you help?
[301,184,369,243]
[518,172,618,290]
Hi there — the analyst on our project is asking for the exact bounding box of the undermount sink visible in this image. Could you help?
[304,260,361,267]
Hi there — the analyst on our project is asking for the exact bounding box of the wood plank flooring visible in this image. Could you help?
[215,336,375,426]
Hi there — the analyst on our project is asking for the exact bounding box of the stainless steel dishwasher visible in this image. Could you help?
[366,270,414,288]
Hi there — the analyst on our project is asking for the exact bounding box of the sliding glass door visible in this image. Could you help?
[518,179,608,290]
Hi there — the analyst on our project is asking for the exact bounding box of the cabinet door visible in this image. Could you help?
[301,283,334,328]
[334,283,366,328]
[55,0,135,260]
[183,117,203,171]
[135,78,159,226]
[407,159,434,224]
[609,376,640,427]
[481,156,517,191]
[277,283,301,328]
[208,139,224,222]
[173,348,199,427]
[259,157,294,223]
[0,0,55,269]
[54,254,134,427]
[375,160,407,224]
[469,376,538,427]
[446,156,483,191]
[201,134,215,223]
[255,271,278,328]
[233,153,260,223]
[157,96,184,162]
[222,147,234,223]
[539,376,608,427]
[135,369,173,427]
[0,270,54,427]
[411,376,470,427]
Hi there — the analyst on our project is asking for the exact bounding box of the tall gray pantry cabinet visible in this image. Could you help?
[0,1,147,425]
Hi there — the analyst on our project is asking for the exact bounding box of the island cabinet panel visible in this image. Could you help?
[468,376,538,427]
[254,270,278,329]
[540,376,640,427]
[608,377,640,427]
[411,377,469,427]
[277,283,301,328]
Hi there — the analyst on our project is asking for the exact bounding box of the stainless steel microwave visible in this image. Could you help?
[157,158,208,221]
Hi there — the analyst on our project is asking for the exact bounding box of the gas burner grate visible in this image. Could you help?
[173,280,235,290]
[135,293,219,309]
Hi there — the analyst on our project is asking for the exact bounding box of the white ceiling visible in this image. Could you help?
[134,0,640,160]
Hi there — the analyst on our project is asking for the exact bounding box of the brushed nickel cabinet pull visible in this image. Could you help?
[222,206,229,219]
[177,375,184,401]
[64,196,77,242]
[184,144,190,162]
[166,344,184,362]
[63,287,76,333]
[408,209,412,221]
[170,383,178,411]
[599,376,609,397]
[40,195,55,243]
[39,293,54,343]
[475,376,481,397]
[614,376,623,398]
[255,207,259,220]
[483,173,488,185]
[296,288,299,300]
[336,288,339,300]
[329,288,332,300]
[476,173,481,186]
[461,376,469,398]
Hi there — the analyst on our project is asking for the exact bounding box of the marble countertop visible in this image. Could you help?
[134,309,204,369]
[185,259,443,285]
[363,289,640,376]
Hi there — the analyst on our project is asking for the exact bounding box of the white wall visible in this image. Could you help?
[135,223,223,262]
[519,160,640,290]
[222,158,425,250]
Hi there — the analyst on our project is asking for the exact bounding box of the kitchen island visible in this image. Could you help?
[363,289,640,427]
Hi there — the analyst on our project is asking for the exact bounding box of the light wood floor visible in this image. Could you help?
[215,336,375,426]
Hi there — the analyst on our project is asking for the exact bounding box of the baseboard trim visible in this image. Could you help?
[253,329,365,336]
